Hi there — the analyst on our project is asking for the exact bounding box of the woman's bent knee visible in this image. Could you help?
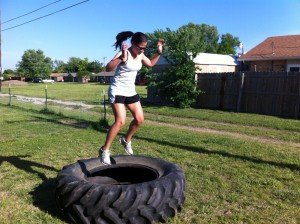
[114,120,126,128]
[135,116,144,125]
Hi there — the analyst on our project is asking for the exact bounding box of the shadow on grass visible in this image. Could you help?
[2,104,109,131]
[0,155,59,180]
[30,177,67,222]
[3,104,299,172]
[0,155,66,221]
[134,135,300,172]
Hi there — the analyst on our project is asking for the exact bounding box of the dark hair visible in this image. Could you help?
[114,31,148,50]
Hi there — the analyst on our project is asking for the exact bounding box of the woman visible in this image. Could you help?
[100,31,164,165]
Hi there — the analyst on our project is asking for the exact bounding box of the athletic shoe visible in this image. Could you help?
[99,147,111,165]
[119,136,133,155]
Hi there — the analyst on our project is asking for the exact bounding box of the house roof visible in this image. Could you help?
[239,34,300,61]
[64,73,77,77]
[193,53,238,66]
[95,71,115,77]
[155,53,238,67]
[50,73,61,77]
[50,73,77,77]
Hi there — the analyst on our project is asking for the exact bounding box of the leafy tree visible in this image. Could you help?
[177,23,219,53]
[17,49,52,78]
[53,60,66,73]
[77,70,92,82]
[87,60,104,73]
[3,69,15,74]
[217,33,240,54]
[146,23,240,108]
[65,57,89,72]
[146,24,207,107]
[3,69,15,80]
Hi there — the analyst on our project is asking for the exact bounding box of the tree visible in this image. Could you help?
[87,60,104,73]
[217,33,240,54]
[53,60,66,73]
[77,70,92,83]
[65,57,89,72]
[3,69,15,80]
[3,69,15,74]
[177,23,219,53]
[17,49,53,79]
[146,23,240,108]
[146,24,208,107]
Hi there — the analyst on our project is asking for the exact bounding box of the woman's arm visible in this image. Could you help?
[106,43,128,72]
[142,52,161,68]
[142,39,164,68]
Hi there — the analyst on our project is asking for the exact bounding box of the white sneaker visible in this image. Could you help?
[99,147,111,165]
[119,136,133,155]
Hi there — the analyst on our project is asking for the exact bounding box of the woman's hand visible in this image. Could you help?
[120,42,128,62]
[157,38,165,55]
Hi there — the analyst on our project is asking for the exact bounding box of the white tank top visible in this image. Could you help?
[109,50,142,97]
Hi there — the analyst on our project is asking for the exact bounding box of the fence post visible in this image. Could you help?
[237,72,245,112]
[103,89,107,121]
[219,76,226,109]
[8,84,12,106]
[295,74,300,119]
[45,85,48,110]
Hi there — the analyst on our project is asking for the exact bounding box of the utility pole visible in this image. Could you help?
[0,9,2,92]
[102,57,107,68]
[102,56,106,82]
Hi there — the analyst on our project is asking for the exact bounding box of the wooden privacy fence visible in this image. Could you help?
[196,72,300,118]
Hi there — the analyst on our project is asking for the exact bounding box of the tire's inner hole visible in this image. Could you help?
[86,165,159,185]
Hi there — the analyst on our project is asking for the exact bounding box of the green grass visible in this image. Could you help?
[143,106,300,132]
[0,83,299,223]
[0,83,148,104]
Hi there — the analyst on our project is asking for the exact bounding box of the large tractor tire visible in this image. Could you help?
[55,155,186,224]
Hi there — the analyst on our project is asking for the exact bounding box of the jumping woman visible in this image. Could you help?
[100,31,164,165]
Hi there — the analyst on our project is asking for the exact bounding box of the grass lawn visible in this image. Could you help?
[0,83,299,223]
[0,82,147,105]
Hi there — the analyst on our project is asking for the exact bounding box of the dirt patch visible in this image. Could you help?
[145,120,300,149]
[1,80,28,86]
[0,93,96,110]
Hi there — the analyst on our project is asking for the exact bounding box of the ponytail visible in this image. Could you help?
[114,31,134,50]
[113,31,148,50]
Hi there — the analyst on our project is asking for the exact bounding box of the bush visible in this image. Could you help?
[148,56,200,108]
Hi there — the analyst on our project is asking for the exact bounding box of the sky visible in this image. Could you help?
[1,0,300,70]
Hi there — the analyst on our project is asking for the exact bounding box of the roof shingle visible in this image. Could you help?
[239,34,300,61]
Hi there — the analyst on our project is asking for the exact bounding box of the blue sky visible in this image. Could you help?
[1,0,300,70]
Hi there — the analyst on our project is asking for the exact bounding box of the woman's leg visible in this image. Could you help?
[102,103,126,151]
[124,101,144,142]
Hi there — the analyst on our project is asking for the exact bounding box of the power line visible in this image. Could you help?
[2,0,63,25]
[2,0,90,32]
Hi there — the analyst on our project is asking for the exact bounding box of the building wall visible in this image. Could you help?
[287,59,300,72]
[246,60,286,72]
[196,64,237,73]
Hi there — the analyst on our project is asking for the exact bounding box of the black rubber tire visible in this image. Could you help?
[55,155,186,224]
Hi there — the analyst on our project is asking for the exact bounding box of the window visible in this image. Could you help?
[289,67,300,72]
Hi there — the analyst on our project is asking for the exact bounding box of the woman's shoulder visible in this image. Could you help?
[127,49,143,60]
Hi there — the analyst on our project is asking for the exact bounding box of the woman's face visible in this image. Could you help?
[132,41,147,55]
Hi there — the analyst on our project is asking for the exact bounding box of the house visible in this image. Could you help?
[50,73,64,82]
[94,71,147,85]
[50,73,78,82]
[95,71,115,83]
[152,53,238,73]
[238,34,300,72]
[63,73,78,82]
[193,53,238,73]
